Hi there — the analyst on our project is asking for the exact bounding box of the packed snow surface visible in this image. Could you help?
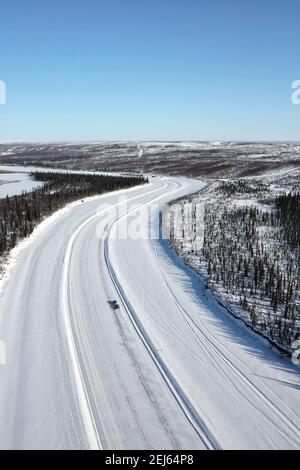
[0,176,299,449]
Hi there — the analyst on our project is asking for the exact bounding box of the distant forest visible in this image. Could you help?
[0,171,147,256]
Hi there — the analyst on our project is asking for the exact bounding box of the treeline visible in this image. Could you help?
[276,192,300,249]
[218,180,267,196]
[168,184,300,352]
[0,171,147,256]
[199,192,300,349]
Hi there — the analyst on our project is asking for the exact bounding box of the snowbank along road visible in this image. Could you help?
[0,175,299,449]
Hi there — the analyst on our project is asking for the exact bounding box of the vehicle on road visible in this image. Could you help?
[111,300,120,309]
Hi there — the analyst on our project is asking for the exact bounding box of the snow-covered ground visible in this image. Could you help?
[0,175,299,449]
[166,175,300,353]
[1,141,299,178]
[0,167,43,198]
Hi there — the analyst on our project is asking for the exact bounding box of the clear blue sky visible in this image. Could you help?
[0,0,299,141]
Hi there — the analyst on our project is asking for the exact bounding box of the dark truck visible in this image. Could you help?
[112,300,120,310]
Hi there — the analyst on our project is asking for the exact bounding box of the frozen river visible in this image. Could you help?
[0,165,44,198]
[0,164,140,199]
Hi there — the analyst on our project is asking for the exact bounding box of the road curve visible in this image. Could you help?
[0,175,299,449]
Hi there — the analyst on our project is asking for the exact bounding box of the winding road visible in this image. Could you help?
[0,176,299,449]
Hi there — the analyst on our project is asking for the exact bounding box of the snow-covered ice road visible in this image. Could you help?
[0,176,299,449]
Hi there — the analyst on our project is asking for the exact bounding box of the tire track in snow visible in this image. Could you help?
[103,183,221,450]
[154,246,300,448]
[62,182,169,449]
